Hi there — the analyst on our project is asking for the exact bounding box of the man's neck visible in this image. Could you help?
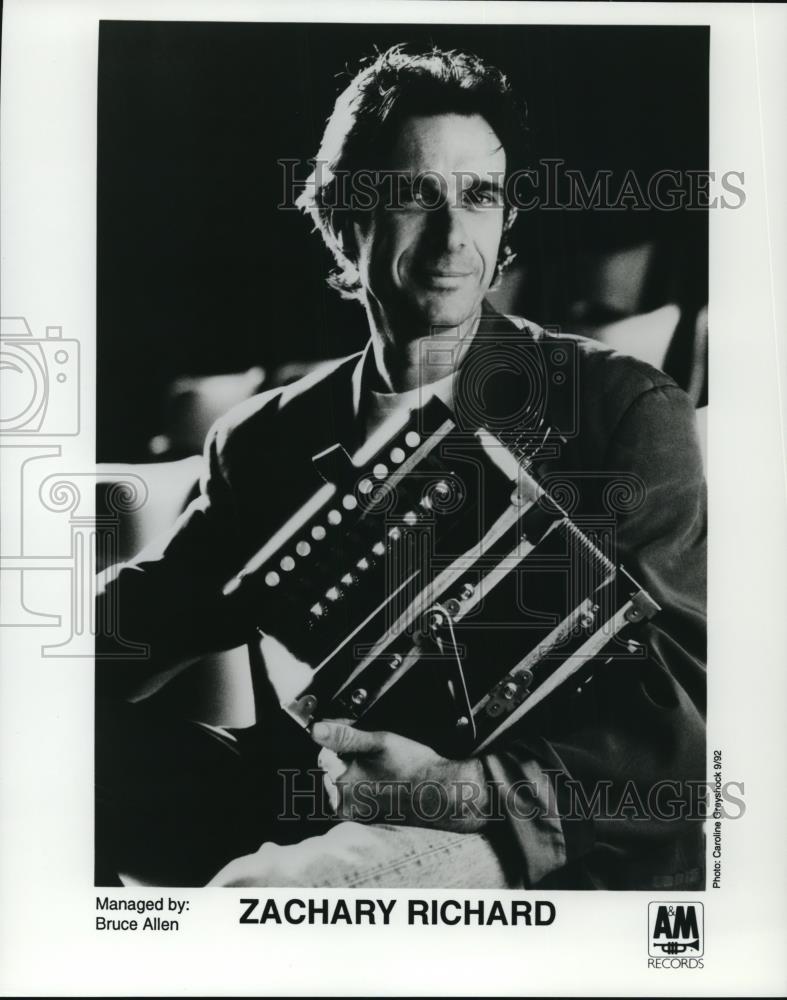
[365,306,483,393]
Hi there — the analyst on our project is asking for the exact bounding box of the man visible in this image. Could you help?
[96,46,706,889]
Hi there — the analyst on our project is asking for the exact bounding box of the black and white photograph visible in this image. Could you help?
[94,20,709,891]
[1,2,785,996]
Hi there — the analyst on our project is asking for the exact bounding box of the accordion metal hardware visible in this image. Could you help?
[225,396,660,758]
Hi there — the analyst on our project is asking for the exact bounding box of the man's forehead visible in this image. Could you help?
[387,113,506,176]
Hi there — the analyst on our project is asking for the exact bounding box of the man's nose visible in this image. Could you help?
[431,200,469,252]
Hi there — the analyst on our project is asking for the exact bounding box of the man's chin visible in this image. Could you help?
[403,290,486,333]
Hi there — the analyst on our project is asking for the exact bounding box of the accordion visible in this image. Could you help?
[225,396,659,758]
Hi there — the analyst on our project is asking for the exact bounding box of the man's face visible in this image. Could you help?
[352,113,507,336]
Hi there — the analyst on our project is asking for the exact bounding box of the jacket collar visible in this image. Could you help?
[349,298,531,420]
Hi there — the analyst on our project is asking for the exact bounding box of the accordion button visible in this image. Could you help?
[264,571,280,587]
[296,541,311,557]
[327,509,342,526]
[311,525,326,541]
[390,447,405,464]
[280,556,295,572]
[405,431,420,448]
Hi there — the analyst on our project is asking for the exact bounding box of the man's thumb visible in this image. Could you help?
[311,721,382,755]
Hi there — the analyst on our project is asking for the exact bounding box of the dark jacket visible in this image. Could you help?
[97,305,706,890]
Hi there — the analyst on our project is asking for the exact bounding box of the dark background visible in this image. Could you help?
[97,21,709,462]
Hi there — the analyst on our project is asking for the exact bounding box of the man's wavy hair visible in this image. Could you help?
[295,44,528,300]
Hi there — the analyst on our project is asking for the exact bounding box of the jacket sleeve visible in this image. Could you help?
[480,383,707,888]
[95,421,253,700]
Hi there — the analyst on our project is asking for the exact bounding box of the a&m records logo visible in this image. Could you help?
[648,902,704,966]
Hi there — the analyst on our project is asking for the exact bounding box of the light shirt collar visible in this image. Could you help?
[351,340,456,439]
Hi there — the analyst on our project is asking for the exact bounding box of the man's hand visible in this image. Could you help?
[311,720,489,832]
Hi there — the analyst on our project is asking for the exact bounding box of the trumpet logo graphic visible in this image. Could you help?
[0,317,80,435]
[648,902,703,957]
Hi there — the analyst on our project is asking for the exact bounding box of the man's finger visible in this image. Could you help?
[317,746,347,782]
[311,721,384,755]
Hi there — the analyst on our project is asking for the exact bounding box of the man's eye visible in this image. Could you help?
[464,188,502,208]
[400,184,439,209]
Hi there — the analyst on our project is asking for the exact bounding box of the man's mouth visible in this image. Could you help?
[422,267,474,278]
[417,267,475,288]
